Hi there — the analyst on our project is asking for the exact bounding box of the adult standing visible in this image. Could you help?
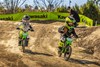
[67,6,80,27]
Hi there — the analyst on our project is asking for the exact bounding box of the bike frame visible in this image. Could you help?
[61,37,72,53]
[21,32,28,45]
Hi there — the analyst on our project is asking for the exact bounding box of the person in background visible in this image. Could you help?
[67,6,80,27]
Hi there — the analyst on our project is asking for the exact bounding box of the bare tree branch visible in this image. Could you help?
[55,0,63,8]
[19,0,26,7]
[2,0,27,13]
[33,0,64,11]
[41,0,48,8]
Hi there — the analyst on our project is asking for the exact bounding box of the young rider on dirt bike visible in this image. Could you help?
[58,16,78,52]
[65,16,78,38]
[16,15,34,46]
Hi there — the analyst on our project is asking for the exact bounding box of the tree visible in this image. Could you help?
[33,0,64,11]
[24,4,33,12]
[88,0,100,5]
[34,6,38,10]
[0,2,4,10]
[55,6,67,13]
[2,0,26,13]
[80,1,100,25]
[72,4,81,14]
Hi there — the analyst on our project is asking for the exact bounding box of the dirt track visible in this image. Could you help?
[0,21,100,67]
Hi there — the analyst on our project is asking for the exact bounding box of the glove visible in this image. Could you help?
[16,27,20,30]
[30,29,34,32]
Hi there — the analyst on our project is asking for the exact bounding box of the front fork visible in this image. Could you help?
[58,40,71,53]
[61,41,70,53]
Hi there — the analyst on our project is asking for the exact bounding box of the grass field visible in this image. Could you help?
[0,12,94,26]
[0,12,69,21]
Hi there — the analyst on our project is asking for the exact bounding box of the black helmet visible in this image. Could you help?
[22,15,30,20]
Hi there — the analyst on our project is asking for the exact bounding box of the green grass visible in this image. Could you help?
[0,12,93,26]
[0,12,69,21]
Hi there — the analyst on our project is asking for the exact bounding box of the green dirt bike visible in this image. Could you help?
[58,37,72,61]
[21,31,28,52]
[17,28,34,53]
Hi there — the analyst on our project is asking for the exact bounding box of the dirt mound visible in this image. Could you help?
[30,24,58,55]
[76,26,100,59]
[0,21,100,67]
[76,26,99,37]
[0,45,28,67]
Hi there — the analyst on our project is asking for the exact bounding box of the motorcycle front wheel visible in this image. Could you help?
[64,46,72,61]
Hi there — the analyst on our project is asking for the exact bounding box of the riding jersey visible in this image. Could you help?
[17,22,33,38]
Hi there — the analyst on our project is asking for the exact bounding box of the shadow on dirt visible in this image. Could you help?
[76,26,87,28]
[24,49,53,56]
[30,20,64,24]
[80,49,94,55]
[69,58,100,66]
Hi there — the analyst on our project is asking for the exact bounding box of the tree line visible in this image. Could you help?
[73,0,100,24]
[0,0,66,14]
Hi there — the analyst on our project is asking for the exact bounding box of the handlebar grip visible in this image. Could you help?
[16,28,20,30]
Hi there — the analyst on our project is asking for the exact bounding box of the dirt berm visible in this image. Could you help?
[0,21,100,67]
